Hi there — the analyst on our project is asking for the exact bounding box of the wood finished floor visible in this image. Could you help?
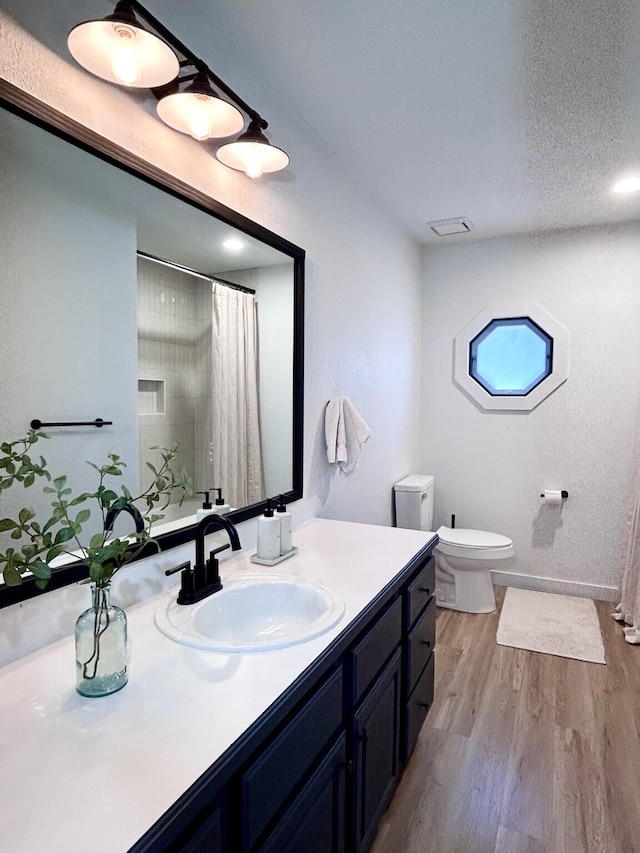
[371,586,640,853]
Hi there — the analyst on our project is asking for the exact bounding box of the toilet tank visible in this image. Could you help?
[394,475,435,531]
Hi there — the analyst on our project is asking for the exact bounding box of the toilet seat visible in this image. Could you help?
[436,526,514,561]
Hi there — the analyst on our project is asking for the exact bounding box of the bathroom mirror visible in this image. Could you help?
[0,79,304,607]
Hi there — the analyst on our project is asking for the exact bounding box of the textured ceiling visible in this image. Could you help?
[186,0,640,243]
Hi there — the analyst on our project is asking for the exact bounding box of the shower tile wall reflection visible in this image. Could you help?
[137,258,211,509]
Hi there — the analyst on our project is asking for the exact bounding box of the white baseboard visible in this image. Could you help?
[491,570,620,602]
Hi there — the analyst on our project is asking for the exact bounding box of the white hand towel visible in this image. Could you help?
[340,398,372,473]
[325,398,341,463]
[325,397,372,473]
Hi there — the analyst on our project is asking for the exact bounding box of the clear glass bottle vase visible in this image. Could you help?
[75,582,128,697]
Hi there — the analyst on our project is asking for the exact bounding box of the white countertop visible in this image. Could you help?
[0,518,434,853]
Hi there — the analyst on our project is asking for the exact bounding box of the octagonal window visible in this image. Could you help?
[469,317,552,396]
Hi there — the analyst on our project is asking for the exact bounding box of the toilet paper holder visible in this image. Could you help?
[540,490,569,499]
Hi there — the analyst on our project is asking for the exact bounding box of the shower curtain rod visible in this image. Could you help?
[136,251,256,294]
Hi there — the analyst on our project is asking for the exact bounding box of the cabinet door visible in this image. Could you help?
[133,787,230,853]
[174,807,223,853]
[241,667,343,851]
[258,733,347,853]
[353,648,402,853]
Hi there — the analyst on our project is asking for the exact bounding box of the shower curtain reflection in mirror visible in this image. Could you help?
[137,257,264,519]
[209,281,264,507]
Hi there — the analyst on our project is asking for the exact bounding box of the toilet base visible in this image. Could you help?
[435,555,497,614]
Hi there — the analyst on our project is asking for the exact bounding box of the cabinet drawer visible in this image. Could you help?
[405,557,435,629]
[404,654,434,762]
[349,597,402,705]
[406,597,436,695]
[241,667,343,851]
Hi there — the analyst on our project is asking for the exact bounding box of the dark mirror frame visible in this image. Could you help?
[0,77,305,609]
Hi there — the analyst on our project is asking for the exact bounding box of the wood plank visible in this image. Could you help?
[494,825,547,853]
[499,651,556,844]
[552,725,617,853]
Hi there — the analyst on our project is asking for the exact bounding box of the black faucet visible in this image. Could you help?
[104,503,144,534]
[166,514,242,605]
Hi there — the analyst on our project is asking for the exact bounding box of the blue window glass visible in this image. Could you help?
[469,317,553,396]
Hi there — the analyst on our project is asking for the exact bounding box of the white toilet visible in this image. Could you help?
[394,474,514,614]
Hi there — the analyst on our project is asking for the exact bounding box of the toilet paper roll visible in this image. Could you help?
[542,490,563,505]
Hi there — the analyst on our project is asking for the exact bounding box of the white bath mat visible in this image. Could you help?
[496,587,606,664]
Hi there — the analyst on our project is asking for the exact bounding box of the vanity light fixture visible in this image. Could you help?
[216,118,290,179]
[67,1,179,88]
[67,0,289,176]
[156,71,244,140]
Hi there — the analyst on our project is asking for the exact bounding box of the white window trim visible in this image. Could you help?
[453,301,569,412]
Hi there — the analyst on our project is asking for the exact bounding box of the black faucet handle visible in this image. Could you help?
[205,543,229,590]
[164,562,197,605]
[209,543,231,560]
[165,560,191,576]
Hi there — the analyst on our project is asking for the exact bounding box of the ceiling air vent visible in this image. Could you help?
[428,217,472,237]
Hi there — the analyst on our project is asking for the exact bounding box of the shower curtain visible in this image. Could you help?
[613,400,640,643]
[210,282,264,508]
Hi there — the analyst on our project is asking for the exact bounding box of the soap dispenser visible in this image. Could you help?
[256,499,281,561]
[212,487,232,515]
[196,490,214,521]
[276,494,293,555]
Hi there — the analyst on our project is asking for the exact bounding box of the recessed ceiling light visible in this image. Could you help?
[222,237,244,251]
[611,176,640,194]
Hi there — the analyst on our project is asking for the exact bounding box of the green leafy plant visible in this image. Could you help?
[0,431,193,589]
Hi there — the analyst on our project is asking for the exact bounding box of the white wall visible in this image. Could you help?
[0,2,422,661]
[420,222,640,599]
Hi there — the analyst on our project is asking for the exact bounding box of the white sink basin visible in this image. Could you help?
[154,572,345,652]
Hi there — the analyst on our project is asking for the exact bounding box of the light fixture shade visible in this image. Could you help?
[157,73,245,140]
[67,1,179,88]
[216,119,289,178]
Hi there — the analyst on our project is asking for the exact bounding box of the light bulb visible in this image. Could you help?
[222,237,244,251]
[244,150,265,179]
[187,95,212,141]
[612,176,640,193]
[111,25,142,86]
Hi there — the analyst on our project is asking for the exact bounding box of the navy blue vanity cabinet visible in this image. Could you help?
[142,786,231,853]
[257,732,347,853]
[404,654,434,761]
[347,598,403,853]
[241,666,344,852]
[173,802,224,852]
[402,557,436,763]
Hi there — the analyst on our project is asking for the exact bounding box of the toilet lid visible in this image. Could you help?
[436,526,512,549]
